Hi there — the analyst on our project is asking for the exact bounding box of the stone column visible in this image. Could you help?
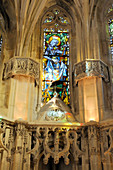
[73,59,110,122]
[13,121,29,170]
[23,131,31,170]
[3,57,40,121]
[13,123,23,170]
[81,128,89,170]
[0,128,10,170]
[87,122,101,170]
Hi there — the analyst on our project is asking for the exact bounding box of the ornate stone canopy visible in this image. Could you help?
[36,96,76,122]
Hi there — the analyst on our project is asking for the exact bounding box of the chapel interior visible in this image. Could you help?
[0,0,113,170]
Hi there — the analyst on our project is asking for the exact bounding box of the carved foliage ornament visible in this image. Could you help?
[3,57,40,84]
[73,59,110,85]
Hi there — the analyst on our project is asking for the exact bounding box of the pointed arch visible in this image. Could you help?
[41,5,71,106]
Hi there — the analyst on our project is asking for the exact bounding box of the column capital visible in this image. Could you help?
[73,59,110,85]
[3,57,40,84]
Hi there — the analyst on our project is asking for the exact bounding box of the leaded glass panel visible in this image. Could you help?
[0,36,2,55]
[42,8,70,106]
[108,4,113,14]
[108,19,113,55]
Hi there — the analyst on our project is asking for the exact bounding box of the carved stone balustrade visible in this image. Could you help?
[0,119,113,169]
[73,59,110,85]
[3,57,40,84]
[26,122,84,166]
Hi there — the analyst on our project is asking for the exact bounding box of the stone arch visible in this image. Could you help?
[32,2,78,111]
[95,0,113,111]
[95,0,113,62]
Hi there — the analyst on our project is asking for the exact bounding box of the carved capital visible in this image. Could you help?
[73,59,110,85]
[3,57,40,84]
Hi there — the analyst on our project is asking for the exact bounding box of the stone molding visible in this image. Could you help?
[3,57,40,84]
[73,59,110,85]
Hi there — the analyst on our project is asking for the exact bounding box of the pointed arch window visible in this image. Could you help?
[107,4,113,84]
[107,4,113,56]
[108,19,113,56]
[41,7,71,106]
[107,5,113,67]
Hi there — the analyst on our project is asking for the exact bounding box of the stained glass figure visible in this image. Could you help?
[42,32,70,105]
[44,32,69,56]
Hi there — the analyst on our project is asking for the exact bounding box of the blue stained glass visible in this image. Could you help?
[108,19,113,47]
[44,32,69,56]
[43,56,69,82]
[58,16,68,24]
[0,36,2,55]
[44,16,54,23]
[108,4,113,13]
[42,31,70,105]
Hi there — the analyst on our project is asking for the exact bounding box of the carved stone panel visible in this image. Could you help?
[73,59,110,85]
[3,57,40,84]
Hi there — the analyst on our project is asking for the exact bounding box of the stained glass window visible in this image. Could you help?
[107,5,113,84]
[44,16,54,23]
[53,9,59,15]
[108,4,113,14]
[108,19,113,56]
[42,8,70,106]
[58,16,68,24]
[0,35,2,55]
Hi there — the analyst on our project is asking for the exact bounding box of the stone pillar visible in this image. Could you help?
[3,57,40,121]
[23,131,31,170]
[81,129,89,170]
[0,128,10,170]
[13,123,23,170]
[73,59,110,122]
[87,122,101,170]
[13,121,29,170]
